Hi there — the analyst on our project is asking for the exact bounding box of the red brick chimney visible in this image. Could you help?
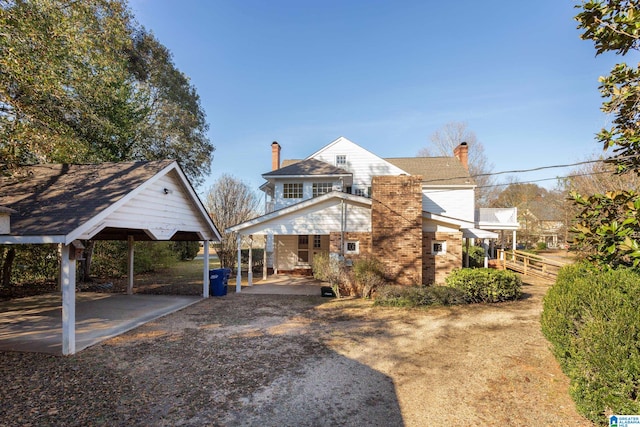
[453,142,469,171]
[271,141,281,171]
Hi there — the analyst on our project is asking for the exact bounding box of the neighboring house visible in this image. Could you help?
[229,136,508,286]
[519,206,566,249]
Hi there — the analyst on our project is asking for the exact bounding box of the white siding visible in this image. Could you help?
[273,178,342,210]
[275,235,298,270]
[422,188,474,222]
[99,171,210,240]
[309,137,406,192]
[236,199,371,236]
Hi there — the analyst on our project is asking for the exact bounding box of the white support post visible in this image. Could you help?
[263,238,268,281]
[248,235,253,286]
[203,240,210,298]
[512,230,517,251]
[61,244,76,356]
[127,235,134,295]
[236,235,242,293]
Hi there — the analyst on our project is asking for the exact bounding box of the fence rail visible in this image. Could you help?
[495,249,569,280]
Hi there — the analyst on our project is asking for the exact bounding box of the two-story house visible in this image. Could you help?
[228,136,500,286]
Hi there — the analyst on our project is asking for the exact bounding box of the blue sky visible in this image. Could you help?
[129,0,628,197]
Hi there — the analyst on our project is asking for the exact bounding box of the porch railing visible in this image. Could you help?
[495,249,570,281]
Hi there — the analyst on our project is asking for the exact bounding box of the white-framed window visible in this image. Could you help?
[298,235,309,263]
[345,240,359,255]
[336,155,347,167]
[313,235,322,249]
[312,182,332,197]
[283,183,303,199]
[354,187,371,197]
[432,241,447,255]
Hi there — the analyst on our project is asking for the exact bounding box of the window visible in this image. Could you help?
[298,235,309,263]
[283,183,303,199]
[336,155,347,167]
[432,241,447,255]
[313,235,322,249]
[312,182,332,197]
[354,187,367,197]
[345,240,359,254]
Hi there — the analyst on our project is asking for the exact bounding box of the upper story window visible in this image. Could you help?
[283,183,303,199]
[335,155,347,167]
[353,187,371,198]
[312,182,332,197]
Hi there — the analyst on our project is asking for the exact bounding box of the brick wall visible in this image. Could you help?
[423,231,463,285]
[371,175,423,285]
[329,231,372,262]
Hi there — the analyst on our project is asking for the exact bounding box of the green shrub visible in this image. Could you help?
[172,241,200,261]
[92,241,177,277]
[444,268,522,303]
[541,263,640,424]
[1,244,58,286]
[536,241,547,251]
[374,284,467,307]
[463,245,486,268]
[353,256,386,298]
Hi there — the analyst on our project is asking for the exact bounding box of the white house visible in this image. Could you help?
[229,136,506,287]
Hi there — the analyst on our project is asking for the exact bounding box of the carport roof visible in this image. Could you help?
[0,160,221,243]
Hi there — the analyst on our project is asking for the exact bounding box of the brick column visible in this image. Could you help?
[371,175,423,285]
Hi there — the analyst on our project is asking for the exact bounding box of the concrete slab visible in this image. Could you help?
[240,275,326,296]
[0,293,201,355]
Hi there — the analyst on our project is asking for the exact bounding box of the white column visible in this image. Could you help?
[263,239,268,281]
[127,235,134,295]
[203,240,210,298]
[248,235,253,286]
[61,244,76,356]
[236,235,242,293]
[512,230,517,251]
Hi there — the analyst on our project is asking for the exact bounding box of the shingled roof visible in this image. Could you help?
[262,158,351,177]
[0,160,195,239]
[385,157,475,186]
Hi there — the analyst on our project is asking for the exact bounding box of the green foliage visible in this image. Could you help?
[570,190,640,268]
[172,241,200,261]
[374,284,467,307]
[0,0,213,184]
[463,245,486,268]
[91,241,177,277]
[1,244,58,285]
[353,256,386,298]
[541,263,640,423]
[444,269,522,303]
[536,241,547,250]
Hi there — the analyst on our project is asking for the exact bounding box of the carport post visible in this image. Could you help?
[60,244,76,355]
[127,235,134,295]
[203,240,210,298]
[247,235,253,286]
[236,235,242,293]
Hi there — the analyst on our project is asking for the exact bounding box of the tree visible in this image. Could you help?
[204,175,260,269]
[418,122,496,207]
[0,0,213,185]
[569,1,640,268]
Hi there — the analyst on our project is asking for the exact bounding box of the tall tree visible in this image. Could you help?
[205,175,260,269]
[570,1,640,268]
[417,122,496,207]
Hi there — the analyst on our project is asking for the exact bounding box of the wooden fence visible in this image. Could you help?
[495,249,569,281]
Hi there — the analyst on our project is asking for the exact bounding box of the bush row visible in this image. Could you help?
[374,268,522,307]
[541,263,640,424]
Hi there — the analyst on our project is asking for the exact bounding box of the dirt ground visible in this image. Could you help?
[0,276,592,426]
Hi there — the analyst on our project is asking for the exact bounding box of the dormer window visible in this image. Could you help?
[283,183,303,199]
[336,155,347,167]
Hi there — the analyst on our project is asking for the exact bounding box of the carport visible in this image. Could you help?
[0,160,221,355]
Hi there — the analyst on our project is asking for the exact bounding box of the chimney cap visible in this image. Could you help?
[460,141,468,146]
[272,141,280,146]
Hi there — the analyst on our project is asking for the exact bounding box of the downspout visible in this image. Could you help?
[340,198,345,257]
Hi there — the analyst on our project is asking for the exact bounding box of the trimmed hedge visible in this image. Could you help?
[541,263,640,424]
[374,284,467,307]
[444,268,522,303]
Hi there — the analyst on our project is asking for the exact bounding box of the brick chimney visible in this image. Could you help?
[453,142,469,171]
[271,141,281,171]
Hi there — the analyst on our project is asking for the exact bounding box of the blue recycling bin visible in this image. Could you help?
[209,268,231,296]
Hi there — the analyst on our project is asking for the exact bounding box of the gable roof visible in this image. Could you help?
[385,157,475,186]
[262,158,351,178]
[0,160,220,243]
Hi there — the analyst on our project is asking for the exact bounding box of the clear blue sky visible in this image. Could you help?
[129,0,626,198]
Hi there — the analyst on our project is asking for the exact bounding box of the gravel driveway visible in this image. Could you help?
[0,277,591,426]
